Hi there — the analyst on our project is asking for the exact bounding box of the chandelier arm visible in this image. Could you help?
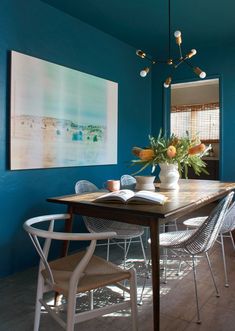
[174,58,185,69]
[136,0,205,82]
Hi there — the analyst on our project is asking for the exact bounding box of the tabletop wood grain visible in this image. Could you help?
[47,179,235,224]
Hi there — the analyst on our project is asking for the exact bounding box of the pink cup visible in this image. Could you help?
[106,180,120,192]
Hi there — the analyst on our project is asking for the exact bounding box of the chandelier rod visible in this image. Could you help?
[168,0,171,61]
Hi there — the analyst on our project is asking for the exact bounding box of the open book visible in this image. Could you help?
[94,189,167,205]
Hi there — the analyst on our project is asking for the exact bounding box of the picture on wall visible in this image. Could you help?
[10,51,118,170]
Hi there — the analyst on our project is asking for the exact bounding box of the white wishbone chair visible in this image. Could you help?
[23,214,138,331]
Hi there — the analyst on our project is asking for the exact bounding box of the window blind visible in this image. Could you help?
[171,102,219,141]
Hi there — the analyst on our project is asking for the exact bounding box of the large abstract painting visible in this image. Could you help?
[10,51,118,170]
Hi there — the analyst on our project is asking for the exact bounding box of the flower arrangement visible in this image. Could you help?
[131,130,211,178]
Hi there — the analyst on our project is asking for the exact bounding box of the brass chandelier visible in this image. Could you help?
[136,0,206,88]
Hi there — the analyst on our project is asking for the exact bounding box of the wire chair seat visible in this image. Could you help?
[159,192,234,324]
[184,216,207,229]
[184,201,235,235]
[183,201,235,287]
[159,229,196,249]
[161,195,233,255]
[84,216,144,239]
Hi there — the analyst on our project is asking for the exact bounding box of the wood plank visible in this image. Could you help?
[47,180,235,223]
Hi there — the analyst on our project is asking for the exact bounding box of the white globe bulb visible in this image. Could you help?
[200,71,206,79]
[191,49,197,55]
[140,70,147,77]
[164,83,170,88]
[174,30,181,38]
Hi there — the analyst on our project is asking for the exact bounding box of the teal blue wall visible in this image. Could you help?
[151,44,235,182]
[0,0,151,276]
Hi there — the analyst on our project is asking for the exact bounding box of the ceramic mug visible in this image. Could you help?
[105,180,120,192]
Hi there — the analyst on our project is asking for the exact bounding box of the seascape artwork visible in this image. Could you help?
[10,51,118,170]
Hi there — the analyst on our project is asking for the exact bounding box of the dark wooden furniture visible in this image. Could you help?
[47,179,235,331]
[186,159,219,180]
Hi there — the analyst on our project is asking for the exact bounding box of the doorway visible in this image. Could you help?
[170,78,220,179]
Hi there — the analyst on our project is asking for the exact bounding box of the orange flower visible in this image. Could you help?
[167,145,176,158]
[132,147,143,157]
[139,149,155,161]
[188,143,206,155]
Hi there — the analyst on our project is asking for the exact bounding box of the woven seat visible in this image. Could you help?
[23,214,138,331]
[42,252,131,295]
[160,192,234,324]
[183,201,235,286]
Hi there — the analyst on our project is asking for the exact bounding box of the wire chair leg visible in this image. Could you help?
[138,258,151,305]
[88,290,94,310]
[205,252,220,296]
[140,235,149,272]
[106,238,110,261]
[144,227,149,248]
[220,234,229,287]
[174,219,178,231]
[122,239,128,299]
[125,238,132,260]
[176,255,183,276]
[138,235,150,305]
[163,247,168,284]
[192,255,201,324]
[229,231,235,251]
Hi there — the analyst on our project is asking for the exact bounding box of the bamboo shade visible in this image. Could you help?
[171,102,219,141]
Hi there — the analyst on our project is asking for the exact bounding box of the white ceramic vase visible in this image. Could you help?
[159,163,180,190]
[135,176,156,191]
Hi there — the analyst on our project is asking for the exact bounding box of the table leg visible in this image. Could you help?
[150,219,160,331]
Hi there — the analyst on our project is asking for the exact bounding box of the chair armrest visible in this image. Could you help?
[24,223,117,241]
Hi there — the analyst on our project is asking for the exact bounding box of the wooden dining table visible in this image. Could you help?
[47,179,235,331]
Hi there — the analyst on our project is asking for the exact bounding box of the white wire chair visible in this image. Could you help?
[183,200,235,287]
[120,173,178,232]
[23,214,138,331]
[120,174,137,190]
[159,192,234,324]
[75,180,148,272]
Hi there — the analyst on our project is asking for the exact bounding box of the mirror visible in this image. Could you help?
[170,78,220,179]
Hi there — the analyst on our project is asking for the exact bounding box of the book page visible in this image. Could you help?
[128,190,167,205]
[94,189,135,203]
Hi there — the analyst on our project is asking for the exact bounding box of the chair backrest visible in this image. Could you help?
[74,180,118,232]
[120,175,136,190]
[184,192,234,255]
[74,179,144,236]
[221,200,235,233]
[75,180,99,194]
[23,214,116,288]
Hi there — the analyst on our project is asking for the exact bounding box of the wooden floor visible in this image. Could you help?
[1,219,235,330]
